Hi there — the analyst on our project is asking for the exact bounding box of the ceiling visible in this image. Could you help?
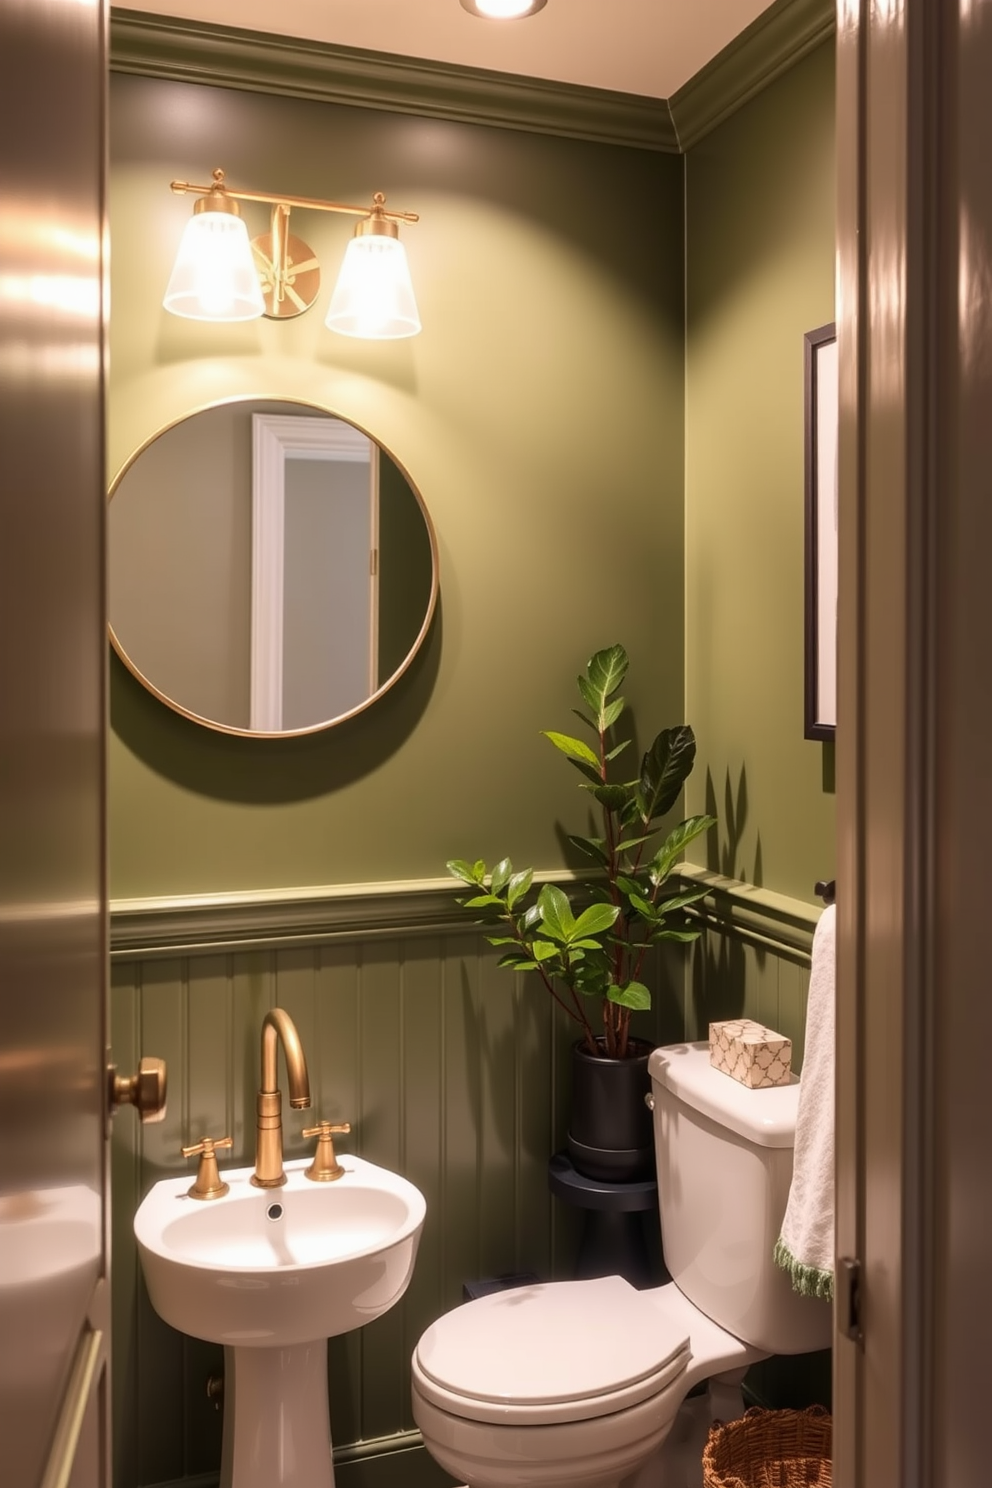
[142,0,777,101]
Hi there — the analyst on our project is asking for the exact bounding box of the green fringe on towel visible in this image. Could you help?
[773,1237,834,1302]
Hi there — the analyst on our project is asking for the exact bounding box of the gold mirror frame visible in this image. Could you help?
[108,397,439,739]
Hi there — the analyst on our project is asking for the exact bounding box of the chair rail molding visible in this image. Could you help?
[110,867,820,962]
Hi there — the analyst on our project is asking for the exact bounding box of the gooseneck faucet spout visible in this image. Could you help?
[251,1008,311,1188]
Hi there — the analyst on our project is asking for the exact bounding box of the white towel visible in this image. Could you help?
[774,903,835,1301]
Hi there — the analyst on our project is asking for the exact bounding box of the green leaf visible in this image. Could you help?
[567,834,609,867]
[499,954,540,971]
[490,857,512,895]
[530,940,560,962]
[574,970,612,993]
[605,740,631,762]
[648,815,717,886]
[520,903,543,931]
[571,708,598,733]
[576,674,599,713]
[655,888,709,914]
[619,795,643,830]
[653,927,702,943]
[601,699,625,731]
[574,961,610,995]
[541,731,601,769]
[584,645,629,709]
[616,875,644,897]
[590,782,634,812]
[636,726,698,824]
[567,756,605,786]
[615,834,653,853]
[627,893,659,919]
[486,935,519,946]
[607,980,652,1011]
[447,858,487,887]
[571,903,620,939]
[536,883,576,941]
[505,867,534,910]
[462,893,504,909]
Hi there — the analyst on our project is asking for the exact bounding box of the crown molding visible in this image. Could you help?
[108,9,678,152]
[109,3,834,155]
[669,0,836,151]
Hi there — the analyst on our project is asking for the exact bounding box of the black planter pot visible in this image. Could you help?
[567,1037,656,1183]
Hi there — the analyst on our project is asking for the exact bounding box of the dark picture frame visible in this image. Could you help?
[804,321,838,741]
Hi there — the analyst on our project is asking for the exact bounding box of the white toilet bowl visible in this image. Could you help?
[411,1275,764,1488]
[412,1045,833,1488]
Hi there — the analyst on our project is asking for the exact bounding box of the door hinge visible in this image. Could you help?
[837,1256,863,1344]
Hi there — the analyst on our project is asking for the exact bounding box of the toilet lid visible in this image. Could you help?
[414,1276,690,1424]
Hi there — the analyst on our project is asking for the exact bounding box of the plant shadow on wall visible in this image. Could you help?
[108,601,442,804]
[704,761,763,887]
[691,763,765,1036]
[457,957,558,1168]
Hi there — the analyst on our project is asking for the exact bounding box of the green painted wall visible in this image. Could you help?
[108,74,685,899]
[684,42,836,904]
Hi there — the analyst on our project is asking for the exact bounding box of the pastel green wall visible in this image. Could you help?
[684,42,836,904]
[108,75,685,899]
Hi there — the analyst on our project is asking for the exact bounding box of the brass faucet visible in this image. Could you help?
[251,1008,311,1188]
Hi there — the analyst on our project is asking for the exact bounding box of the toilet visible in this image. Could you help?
[411,1042,832,1488]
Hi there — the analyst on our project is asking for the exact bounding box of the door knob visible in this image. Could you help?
[108,1056,168,1121]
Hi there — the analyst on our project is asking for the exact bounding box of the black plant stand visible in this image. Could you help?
[548,1152,670,1290]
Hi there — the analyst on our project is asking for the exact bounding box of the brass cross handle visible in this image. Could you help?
[181,1135,233,1201]
[301,1121,351,1182]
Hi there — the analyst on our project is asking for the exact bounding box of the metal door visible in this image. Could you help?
[0,1,110,1483]
[836,0,992,1482]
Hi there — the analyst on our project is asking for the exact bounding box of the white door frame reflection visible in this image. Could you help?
[251,413,379,733]
[108,399,438,738]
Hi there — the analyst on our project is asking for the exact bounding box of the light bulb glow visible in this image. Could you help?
[325,236,421,340]
[163,212,265,322]
[461,0,547,16]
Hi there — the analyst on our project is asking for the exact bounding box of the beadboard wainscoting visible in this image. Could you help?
[109,873,820,1488]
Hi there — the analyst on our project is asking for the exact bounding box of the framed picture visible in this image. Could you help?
[804,322,838,741]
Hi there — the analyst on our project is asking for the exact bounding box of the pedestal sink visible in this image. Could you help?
[134,1156,426,1488]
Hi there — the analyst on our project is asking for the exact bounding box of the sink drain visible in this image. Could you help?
[265,1202,284,1222]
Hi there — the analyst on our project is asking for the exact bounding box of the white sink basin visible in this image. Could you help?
[134,1155,426,1348]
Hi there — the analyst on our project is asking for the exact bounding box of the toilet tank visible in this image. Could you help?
[649,1043,832,1356]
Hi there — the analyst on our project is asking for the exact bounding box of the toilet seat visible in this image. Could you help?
[412,1275,691,1427]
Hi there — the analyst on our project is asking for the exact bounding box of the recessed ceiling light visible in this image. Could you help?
[460,0,548,18]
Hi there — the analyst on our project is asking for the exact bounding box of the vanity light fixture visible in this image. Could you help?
[163,169,422,339]
[459,0,547,16]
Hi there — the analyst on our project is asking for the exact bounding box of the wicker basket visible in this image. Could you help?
[702,1406,832,1488]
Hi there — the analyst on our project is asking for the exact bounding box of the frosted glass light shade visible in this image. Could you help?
[325,236,421,340]
[163,212,265,322]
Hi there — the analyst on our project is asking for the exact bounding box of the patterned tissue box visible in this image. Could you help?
[708,1018,793,1089]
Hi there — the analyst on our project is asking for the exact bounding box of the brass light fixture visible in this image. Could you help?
[163,168,422,339]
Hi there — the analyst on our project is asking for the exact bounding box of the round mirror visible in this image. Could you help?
[109,399,438,737]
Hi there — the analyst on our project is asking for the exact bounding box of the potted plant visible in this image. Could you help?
[448,644,715,1181]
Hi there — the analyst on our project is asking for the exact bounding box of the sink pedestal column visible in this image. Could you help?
[221,1343,335,1488]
